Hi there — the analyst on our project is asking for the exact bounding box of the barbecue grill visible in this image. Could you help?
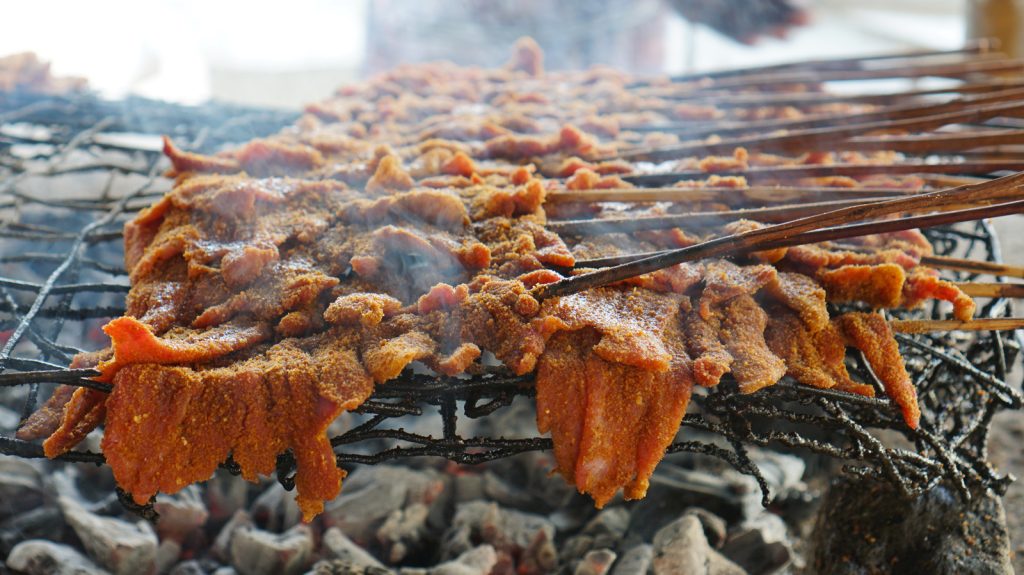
[0,82,1021,526]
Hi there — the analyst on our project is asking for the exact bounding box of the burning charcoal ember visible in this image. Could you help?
[6,539,108,575]
[441,502,557,574]
[609,544,653,575]
[228,523,314,575]
[321,527,389,570]
[321,466,447,546]
[58,495,158,575]
[718,514,795,574]
[811,478,1014,575]
[651,516,746,575]
[573,549,617,575]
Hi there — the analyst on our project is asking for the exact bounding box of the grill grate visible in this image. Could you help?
[0,89,1021,516]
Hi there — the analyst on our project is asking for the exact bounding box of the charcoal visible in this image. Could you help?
[169,559,213,575]
[205,472,251,522]
[573,549,616,575]
[307,560,394,575]
[250,483,302,532]
[441,502,556,574]
[581,508,630,548]
[719,514,793,574]
[0,405,19,432]
[627,465,759,541]
[154,486,209,543]
[322,527,388,570]
[811,478,1013,575]
[482,472,535,509]
[559,507,630,565]
[5,539,108,575]
[452,474,486,504]
[0,508,64,556]
[651,515,746,575]
[58,495,157,575]
[609,544,653,575]
[321,466,447,547]
[0,457,45,521]
[684,508,728,549]
[211,511,254,563]
[157,541,185,574]
[401,545,497,575]
[228,523,313,575]
[377,502,432,564]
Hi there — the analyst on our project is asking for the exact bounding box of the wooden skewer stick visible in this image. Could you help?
[922,255,1024,279]
[681,57,1024,92]
[654,40,997,83]
[544,186,918,204]
[624,85,1024,136]
[547,194,1008,235]
[955,282,1024,298]
[617,99,1024,161]
[890,317,1024,333]
[621,161,1024,187]
[532,173,1024,300]
[547,198,883,234]
[639,79,1024,107]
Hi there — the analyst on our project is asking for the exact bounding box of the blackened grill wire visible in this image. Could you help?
[0,90,1020,514]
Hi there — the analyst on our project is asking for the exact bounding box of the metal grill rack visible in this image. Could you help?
[0,89,1021,515]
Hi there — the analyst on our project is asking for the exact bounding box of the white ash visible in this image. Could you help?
[6,539,108,575]
[228,523,313,575]
[59,495,158,575]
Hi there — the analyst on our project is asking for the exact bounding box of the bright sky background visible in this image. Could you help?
[0,0,966,107]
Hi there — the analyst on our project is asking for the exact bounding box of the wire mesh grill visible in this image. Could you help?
[0,89,1021,516]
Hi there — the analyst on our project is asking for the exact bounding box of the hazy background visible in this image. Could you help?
[0,0,966,108]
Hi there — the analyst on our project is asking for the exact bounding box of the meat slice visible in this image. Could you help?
[698,260,777,318]
[765,309,874,396]
[902,271,976,321]
[163,136,240,176]
[324,293,404,327]
[95,317,273,382]
[834,312,920,428]
[363,331,436,382]
[542,288,682,371]
[536,321,693,507]
[682,304,733,388]
[17,349,112,442]
[716,295,787,394]
[100,332,374,522]
[818,264,906,308]
[763,272,829,333]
